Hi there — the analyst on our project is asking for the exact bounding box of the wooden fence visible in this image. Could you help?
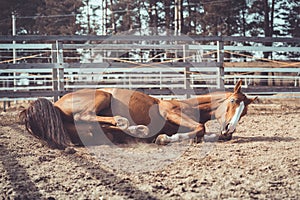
[0,35,299,103]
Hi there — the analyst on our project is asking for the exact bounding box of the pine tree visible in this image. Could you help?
[199,0,247,36]
[276,0,300,59]
[77,0,103,35]
[0,0,83,35]
[108,0,141,33]
[0,0,42,35]
[35,0,82,35]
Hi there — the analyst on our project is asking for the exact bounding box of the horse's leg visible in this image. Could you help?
[74,114,129,130]
[155,103,205,145]
[155,114,205,145]
[72,90,129,130]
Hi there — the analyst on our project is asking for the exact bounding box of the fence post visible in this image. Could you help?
[52,67,58,101]
[52,41,64,101]
[184,65,191,99]
[217,40,225,89]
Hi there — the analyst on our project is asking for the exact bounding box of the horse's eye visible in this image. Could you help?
[230,98,235,103]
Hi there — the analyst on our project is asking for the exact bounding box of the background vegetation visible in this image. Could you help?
[0,0,298,38]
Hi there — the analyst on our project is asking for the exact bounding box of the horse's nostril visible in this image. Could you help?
[221,123,231,135]
[225,123,230,131]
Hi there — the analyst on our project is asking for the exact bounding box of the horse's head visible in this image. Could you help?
[215,80,257,140]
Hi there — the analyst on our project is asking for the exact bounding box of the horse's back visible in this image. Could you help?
[54,89,112,118]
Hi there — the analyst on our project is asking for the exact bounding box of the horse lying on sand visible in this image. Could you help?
[20,80,257,149]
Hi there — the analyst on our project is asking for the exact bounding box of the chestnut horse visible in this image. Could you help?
[20,80,256,149]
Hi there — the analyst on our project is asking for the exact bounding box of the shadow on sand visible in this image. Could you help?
[2,124,158,199]
[62,149,158,200]
[0,143,43,199]
[231,135,297,143]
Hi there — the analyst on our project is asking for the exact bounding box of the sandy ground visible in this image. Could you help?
[0,98,299,199]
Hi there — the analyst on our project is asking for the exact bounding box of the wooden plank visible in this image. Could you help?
[189,45,300,52]
[0,90,66,98]
[224,62,300,68]
[224,45,300,52]
[224,67,300,73]
[225,75,300,79]
[0,43,52,49]
[64,68,185,74]
[0,35,199,42]
[69,79,186,84]
[1,35,299,43]
[0,86,52,91]
[0,74,52,79]
[1,87,300,99]
[63,44,184,50]
[64,84,186,89]
[1,42,298,52]
[0,63,59,69]
[136,88,212,95]
[221,36,300,43]
[241,87,300,93]
[0,35,206,42]
[4,62,297,71]
[66,62,220,68]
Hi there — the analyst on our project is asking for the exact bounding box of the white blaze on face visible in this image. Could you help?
[228,101,245,133]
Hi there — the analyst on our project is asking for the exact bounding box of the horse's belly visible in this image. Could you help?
[102,89,160,124]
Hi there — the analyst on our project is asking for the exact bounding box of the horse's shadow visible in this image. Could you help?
[231,135,297,143]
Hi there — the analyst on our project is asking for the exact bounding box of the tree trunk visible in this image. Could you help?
[261,0,275,86]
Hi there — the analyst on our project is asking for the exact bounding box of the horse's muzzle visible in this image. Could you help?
[218,132,233,141]
[221,122,236,135]
[219,123,234,141]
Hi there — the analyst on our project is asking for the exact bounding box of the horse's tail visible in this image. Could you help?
[20,98,72,149]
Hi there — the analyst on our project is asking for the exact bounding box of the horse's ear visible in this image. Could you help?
[245,96,258,105]
[250,96,258,104]
[234,80,243,93]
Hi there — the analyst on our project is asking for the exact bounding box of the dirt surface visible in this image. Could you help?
[0,99,299,199]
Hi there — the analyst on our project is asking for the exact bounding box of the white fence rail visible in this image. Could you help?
[1,43,300,63]
[0,63,221,100]
[1,63,299,101]
[0,35,299,104]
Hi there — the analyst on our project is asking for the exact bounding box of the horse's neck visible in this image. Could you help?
[182,92,231,118]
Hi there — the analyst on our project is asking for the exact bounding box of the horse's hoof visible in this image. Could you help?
[128,125,150,137]
[115,116,129,130]
[155,134,169,145]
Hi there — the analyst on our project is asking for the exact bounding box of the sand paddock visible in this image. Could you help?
[0,98,299,199]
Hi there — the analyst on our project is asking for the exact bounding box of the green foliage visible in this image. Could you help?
[34,0,82,35]
[0,0,298,40]
[0,0,83,35]
[0,0,42,35]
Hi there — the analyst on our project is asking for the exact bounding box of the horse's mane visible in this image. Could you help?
[182,91,232,107]
[20,98,71,149]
